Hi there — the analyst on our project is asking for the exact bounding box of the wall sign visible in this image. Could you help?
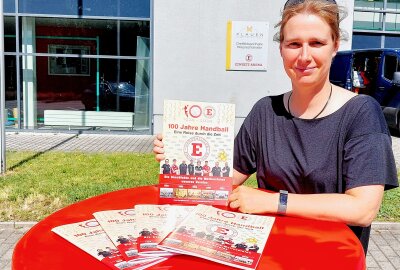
[226,21,269,71]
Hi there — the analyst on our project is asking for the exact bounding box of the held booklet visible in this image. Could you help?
[159,100,235,206]
[134,204,195,256]
[51,219,166,270]
[93,209,144,261]
[158,205,275,270]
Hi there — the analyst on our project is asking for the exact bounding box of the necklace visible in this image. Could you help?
[287,84,333,119]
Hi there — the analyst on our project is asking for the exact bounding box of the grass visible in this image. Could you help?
[1,151,160,221]
[0,151,399,222]
[377,188,400,222]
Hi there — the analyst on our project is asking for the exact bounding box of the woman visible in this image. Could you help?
[154,0,398,254]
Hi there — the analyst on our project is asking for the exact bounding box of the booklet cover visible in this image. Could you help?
[158,205,275,270]
[159,100,236,206]
[134,204,194,256]
[51,219,166,270]
[93,209,145,261]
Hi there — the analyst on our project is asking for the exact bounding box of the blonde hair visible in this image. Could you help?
[274,0,347,43]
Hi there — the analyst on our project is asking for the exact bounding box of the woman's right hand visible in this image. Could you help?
[153,133,165,162]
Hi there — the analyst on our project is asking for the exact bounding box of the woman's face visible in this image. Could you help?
[280,13,339,88]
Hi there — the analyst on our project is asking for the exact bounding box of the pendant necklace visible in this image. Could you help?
[287,84,333,119]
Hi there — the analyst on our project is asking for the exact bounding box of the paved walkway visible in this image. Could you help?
[1,132,400,270]
[5,132,155,153]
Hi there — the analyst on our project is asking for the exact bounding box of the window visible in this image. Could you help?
[3,0,152,132]
[354,0,384,10]
[383,55,399,81]
[353,0,400,49]
[4,0,15,13]
[34,18,150,57]
[352,33,382,49]
[385,35,400,47]
[386,12,400,31]
[353,11,384,30]
[18,0,150,18]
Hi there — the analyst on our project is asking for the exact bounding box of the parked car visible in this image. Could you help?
[330,48,400,131]
[81,81,136,112]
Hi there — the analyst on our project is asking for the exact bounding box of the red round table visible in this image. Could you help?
[12,185,366,270]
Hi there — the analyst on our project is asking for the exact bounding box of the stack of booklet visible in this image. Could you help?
[52,204,275,270]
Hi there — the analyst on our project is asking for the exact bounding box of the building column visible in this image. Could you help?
[22,17,37,129]
[134,36,150,129]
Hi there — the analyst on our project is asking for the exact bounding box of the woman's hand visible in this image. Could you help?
[153,133,165,162]
[228,186,279,214]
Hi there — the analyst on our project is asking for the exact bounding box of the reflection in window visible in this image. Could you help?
[354,0,384,10]
[353,11,383,30]
[4,16,16,52]
[386,13,400,31]
[388,0,400,7]
[5,56,18,128]
[48,45,90,76]
[34,57,149,114]
[34,17,150,57]
[7,1,152,131]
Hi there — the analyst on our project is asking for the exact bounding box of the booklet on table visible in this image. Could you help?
[158,204,275,270]
[93,208,152,261]
[52,219,166,270]
[134,204,194,256]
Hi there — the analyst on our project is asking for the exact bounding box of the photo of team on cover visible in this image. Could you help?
[160,159,231,177]
[169,226,260,266]
[160,187,229,200]
[175,226,259,252]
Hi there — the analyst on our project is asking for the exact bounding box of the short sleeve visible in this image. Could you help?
[233,121,257,175]
[233,98,270,176]
[343,133,398,190]
[342,96,398,191]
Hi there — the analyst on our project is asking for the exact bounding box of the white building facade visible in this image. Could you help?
[152,0,354,134]
[2,0,357,134]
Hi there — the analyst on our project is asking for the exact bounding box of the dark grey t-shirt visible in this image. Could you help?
[234,94,399,253]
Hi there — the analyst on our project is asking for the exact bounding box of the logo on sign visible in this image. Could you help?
[236,24,264,39]
[246,54,253,62]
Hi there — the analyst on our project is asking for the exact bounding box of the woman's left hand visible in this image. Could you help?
[228,186,278,214]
